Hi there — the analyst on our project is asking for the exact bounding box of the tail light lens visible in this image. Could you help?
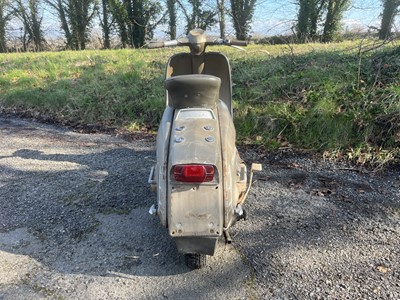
[173,164,215,183]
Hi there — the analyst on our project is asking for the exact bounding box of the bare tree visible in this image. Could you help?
[45,0,98,50]
[177,0,217,33]
[379,0,400,40]
[45,0,72,47]
[13,0,46,51]
[229,0,257,40]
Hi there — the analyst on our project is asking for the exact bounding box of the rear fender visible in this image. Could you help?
[167,108,224,238]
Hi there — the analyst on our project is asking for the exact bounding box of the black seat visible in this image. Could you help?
[165,74,221,109]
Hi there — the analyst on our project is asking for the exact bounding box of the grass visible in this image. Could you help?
[0,40,399,166]
[0,50,166,128]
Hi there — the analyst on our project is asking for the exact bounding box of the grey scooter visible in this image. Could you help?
[148,29,261,269]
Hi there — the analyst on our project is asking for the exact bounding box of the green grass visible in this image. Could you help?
[0,40,399,166]
[0,50,166,127]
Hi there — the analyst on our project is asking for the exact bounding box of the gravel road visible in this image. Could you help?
[0,115,399,299]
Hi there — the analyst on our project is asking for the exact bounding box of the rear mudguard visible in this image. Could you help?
[155,101,246,253]
[167,107,223,240]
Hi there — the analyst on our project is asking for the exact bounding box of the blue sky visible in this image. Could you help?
[252,0,384,37]
[164,0,389,39]
[8,0,394,40]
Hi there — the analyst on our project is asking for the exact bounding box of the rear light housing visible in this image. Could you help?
[173,164,215,183]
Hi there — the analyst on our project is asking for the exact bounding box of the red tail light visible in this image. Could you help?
[173,164,215,183]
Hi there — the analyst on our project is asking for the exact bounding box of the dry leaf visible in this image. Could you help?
[377,265,390,273]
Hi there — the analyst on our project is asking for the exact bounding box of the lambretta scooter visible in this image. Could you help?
[148,29,261,269]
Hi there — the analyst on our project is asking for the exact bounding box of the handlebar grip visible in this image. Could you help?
[148,42,164,49]
[230,40,248,46]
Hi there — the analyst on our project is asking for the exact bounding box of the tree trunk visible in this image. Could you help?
[0,0,10,52]
[217,0,225,38]
[101,0,111,48]
[322,0,349,42]
[310,0,326,39]
[297,0,311,42]
[132,0,146,48]
[0,25,5,52]
[109,0,128,47]
[379,0,400,40]
[230,0,257,40]
[167,0,176,39]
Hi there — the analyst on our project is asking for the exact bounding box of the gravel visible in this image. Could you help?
[0,115,399,299]
[233,149,400,299]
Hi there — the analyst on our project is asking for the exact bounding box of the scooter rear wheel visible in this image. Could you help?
[184,253,206,269]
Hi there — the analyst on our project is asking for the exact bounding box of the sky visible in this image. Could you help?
[159,0,389,39]
[7,0,396,41]
[250,0,384,37]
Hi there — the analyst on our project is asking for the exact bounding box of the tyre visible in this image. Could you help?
[184,253,206,269]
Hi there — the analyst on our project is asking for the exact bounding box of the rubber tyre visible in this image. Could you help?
[184,253,207,269]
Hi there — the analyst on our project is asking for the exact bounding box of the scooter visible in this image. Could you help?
[148,29,261,269]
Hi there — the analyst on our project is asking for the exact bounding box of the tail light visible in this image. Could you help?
[173,164,215,183]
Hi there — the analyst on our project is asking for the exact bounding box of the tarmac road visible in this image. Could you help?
[1,115,399,299]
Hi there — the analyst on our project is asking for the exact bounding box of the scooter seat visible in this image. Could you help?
[165,74,221,109]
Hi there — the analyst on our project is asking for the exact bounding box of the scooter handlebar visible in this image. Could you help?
[148,38,247,49]
[229,40,248,47]
[209,38,248,47]
[148,40,180,49]
[147,42,165,49]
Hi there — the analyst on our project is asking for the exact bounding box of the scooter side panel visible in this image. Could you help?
[167,109,224,239]
[156,106,174,227]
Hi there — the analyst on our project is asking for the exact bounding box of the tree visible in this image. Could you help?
[69,0,98,50]
[0,0,12,52]
[108,0,162,48]
[296,0,327,42]
[177,0,217,33]
[321,0,350,42]
[297,0,311,41]
[109,0,128,47]
[379,0,400,40]
[166,0,177,39]
[45,0,98,50]
[13,0,46,51]
[99,0,113,48]
[230,0,257,40]
[126,0,163,48]
[45,0,72,47]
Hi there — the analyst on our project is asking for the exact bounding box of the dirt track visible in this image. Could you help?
[0,115,399,299]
